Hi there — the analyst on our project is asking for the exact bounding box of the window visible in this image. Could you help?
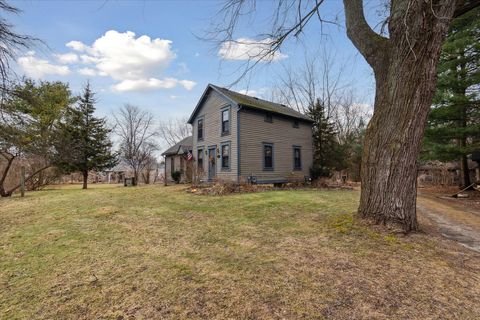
[263,143,273,170]
[264,112,273,123]
[221,108,230,135]
[221,143,230,170]
[293,146,302,170]
[170,157,175,173]
[293,120,299,128]
[197,118,204,141]
[197,148,204,170]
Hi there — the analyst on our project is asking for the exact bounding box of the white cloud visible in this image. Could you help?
[218,38,288,62]
[66,40,89,52]
[18,51,70,78]
[64,30,196,92]
[55,53,79,64]
[79,54,99,64]
[68,30,176,81]
[78,68,97,76]
[111,77,197,92]
[178,80,196,90]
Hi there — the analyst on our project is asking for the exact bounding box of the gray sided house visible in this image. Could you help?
[187,84,314,184]
[161,136,193,183]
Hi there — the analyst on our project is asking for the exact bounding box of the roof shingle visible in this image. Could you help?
[210,84,312,122]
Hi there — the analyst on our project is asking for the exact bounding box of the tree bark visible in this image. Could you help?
[460,153,472,189]
[344,0,459,231]
[82,170,88,189]
[0,153,15,197]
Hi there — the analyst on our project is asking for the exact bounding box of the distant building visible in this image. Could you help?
[161,136,193,183]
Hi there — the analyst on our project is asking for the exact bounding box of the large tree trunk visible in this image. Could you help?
[344,0,459,231]
[460,153,472,189]
[82,170,88,189]
[0,154,15,197]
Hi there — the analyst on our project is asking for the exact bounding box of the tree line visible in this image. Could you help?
[0,79,164,196]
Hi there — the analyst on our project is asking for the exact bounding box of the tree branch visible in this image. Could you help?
[454,0,480,18]
[343,0,389,70]
[6,165,51,195]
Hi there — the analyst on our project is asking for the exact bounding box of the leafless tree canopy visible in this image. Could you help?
[0,1,37,89]
[159,117,191,148]
[205,0,340,84]
[271,46,371,138]
[273,46,351,116]
[114,104,159,183]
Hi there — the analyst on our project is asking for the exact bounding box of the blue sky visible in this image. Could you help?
[9,0,377,122]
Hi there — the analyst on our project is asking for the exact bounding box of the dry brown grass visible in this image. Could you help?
[0,184,479,319]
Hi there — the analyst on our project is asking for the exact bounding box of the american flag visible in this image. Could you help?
[186,151,193,161]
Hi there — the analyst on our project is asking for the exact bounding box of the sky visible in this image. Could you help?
[8,0,379,130]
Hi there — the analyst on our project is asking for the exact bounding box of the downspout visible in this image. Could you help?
[164,155,167,186]
[237,104,242,184]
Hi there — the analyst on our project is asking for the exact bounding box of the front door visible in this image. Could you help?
[208,147,216,181]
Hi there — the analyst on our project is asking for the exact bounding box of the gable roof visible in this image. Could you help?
[161,136,193,156]
[187,84,313,124]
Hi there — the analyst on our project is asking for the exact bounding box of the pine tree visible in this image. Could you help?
[307,99,345,178]
[57,82,117,189]
[423,7,480,189]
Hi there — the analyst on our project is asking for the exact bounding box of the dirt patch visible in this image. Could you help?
[417,192,480,253]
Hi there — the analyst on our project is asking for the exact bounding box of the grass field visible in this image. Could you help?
[1,185,479,319]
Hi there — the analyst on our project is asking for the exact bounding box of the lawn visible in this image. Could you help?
[1,185,479,319]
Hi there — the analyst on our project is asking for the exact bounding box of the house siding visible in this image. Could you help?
[239,108,313,183]
[192,90,238,182]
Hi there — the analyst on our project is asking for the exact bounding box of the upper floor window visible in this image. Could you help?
[263,143,273,170]
[197,118,204,141]
[222,108,230,135]
[221,143,230,170]
[264,112,273,123]
[293,146,301,170]
[197,148,204,170]
[293,120,299,128]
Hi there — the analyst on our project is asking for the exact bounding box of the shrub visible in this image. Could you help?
[171,170,182,184]
[310,165,332,180]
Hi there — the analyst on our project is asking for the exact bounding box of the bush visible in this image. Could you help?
[310,165,332,180]
[171,170,182,184]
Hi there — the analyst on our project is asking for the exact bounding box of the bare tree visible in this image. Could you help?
[141,155,160,184]
[0,1,37,90]
[275,46,351,117]
[114,104,158,185]
[333,90,371,144]
[208,0,480,231]
[158,116,191,147]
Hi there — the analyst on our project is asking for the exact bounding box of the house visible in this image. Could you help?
[417,160,479,186]
[161,136,193,183]
[187,84,313,184]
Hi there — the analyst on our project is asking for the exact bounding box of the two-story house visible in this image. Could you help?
[187,84,313,184]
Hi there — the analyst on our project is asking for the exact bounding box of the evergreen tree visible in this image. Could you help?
[423,7,480,189]
[307,99,345,178]
[0,79,72,196]
[57,82,117,189]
